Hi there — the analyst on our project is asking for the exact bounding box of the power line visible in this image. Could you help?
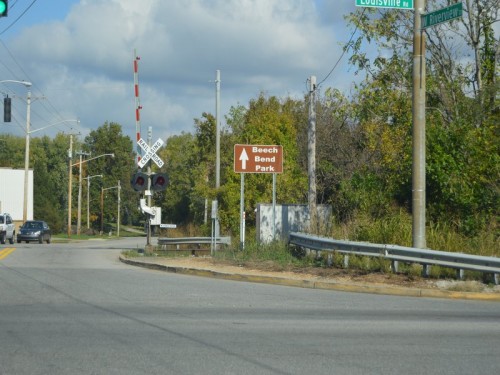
[0,0,39,36]
[316,7,367,90]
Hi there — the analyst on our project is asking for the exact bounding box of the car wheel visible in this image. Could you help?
[17,239,21,243]
[47,236,51,244]
[9,234,14,244]
[0,233,5,244]
[39,236,43,244]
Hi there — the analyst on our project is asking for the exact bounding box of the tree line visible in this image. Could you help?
[0,1,497,244]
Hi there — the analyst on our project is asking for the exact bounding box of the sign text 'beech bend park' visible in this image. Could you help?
[234,144,283,174]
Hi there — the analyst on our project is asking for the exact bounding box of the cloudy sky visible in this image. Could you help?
[1,0,367,143]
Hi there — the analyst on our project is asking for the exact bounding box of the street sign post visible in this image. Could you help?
[234,144,283,174]
[137,137,164,168]
[421,2,463,29]
[355,0,413,9]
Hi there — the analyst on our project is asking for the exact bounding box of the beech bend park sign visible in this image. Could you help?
[234,144,283,174]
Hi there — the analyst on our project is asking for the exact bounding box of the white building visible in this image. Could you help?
[0,167,33,223]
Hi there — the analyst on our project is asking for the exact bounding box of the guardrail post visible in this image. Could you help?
[343,255,349,269]
[456,269,464,280]
[422,264,431,278]
[391,260,399,273]
[327,253,333,267]
[494,273,499,286]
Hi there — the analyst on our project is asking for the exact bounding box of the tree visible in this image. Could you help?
[31,134,69,232]
[84,122,136,230]
[342,1,499,233]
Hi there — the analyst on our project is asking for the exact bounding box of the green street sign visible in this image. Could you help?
[355,0,413,9]
[421,2,463,29]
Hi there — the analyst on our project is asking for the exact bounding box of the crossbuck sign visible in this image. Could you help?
[137,138,164,168]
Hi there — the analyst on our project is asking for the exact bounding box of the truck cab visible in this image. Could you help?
[0,213,15,244]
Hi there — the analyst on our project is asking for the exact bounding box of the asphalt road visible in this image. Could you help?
[1,238,499,375]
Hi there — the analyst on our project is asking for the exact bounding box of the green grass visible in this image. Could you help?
[118,211,498,283]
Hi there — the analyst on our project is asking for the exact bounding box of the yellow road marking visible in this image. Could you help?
[0,247,16,260]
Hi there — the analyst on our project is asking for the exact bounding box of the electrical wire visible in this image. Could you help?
[0,0,39,36]
[316,7,367,90]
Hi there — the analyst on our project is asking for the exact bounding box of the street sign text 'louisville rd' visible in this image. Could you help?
[355,0,413,9]
[234,144,283,173]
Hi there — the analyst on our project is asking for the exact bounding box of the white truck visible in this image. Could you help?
[0,213,15,244]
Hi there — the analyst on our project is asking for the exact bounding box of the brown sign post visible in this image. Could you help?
[234,144,283,174]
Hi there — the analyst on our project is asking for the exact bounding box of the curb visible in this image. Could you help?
[119,256,500,302]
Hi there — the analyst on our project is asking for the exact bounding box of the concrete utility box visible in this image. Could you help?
[256,203,332,243]
[0,168,33,222]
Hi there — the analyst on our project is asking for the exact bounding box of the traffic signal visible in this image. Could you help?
[130,172,148,192]
[151,173,168,191]
[0,1,8,17]
[3,97,11,122]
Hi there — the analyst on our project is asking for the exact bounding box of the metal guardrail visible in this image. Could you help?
[289,232,500,284]
[157,236,231,256]
[158,236,231,246]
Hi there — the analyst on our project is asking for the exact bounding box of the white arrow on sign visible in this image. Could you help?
[138,138,164,168]
[239,148,249,170]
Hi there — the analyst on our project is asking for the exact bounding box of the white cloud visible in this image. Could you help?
[3,0,356,142]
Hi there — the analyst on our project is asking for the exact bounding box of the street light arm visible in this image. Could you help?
[83,174,103,181]
[0,80,32,87]
[86,153,114,163]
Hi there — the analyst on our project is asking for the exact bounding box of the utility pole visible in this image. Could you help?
[76,151,91,235]
[215,70,221,189]
[308,76,317,233]
[412,0,426,250]
[23,88,31,223]
[117,180,121,237]
[67,135,74,237]
[214,70,221,240]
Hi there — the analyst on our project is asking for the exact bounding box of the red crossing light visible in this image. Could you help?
[151,173,168,191]
[131,172,148,192]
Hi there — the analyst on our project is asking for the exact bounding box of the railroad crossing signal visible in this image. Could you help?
[131,172,168,192]
[137,137,164,168]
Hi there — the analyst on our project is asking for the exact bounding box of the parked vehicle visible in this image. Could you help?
[17,220,51,244]
[0,213,15,244]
